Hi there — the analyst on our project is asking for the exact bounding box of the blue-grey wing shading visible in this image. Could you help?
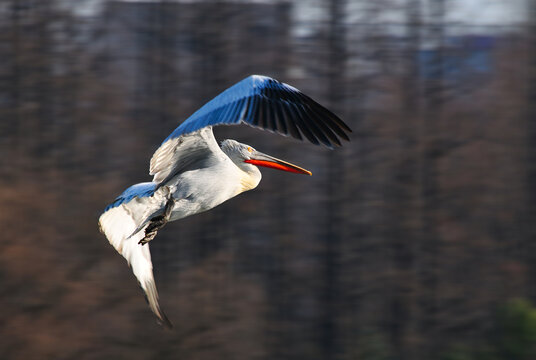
[104,182,156,212]
[162,75,351,148]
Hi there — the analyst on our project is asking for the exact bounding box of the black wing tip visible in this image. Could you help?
[341,122,353,133]
[141,280,174,329]
[273,119,350,149]
[326,118,352,144]
[152,303,174,329]
[338,130,351,142]
[157,313,174,329]
[244,75,353,147]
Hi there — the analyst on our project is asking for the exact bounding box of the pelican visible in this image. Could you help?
[99,75,351,327]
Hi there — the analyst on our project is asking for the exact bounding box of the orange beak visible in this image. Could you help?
[245,151,312,176]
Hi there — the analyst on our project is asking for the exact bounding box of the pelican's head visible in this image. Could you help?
[220,139,312,176]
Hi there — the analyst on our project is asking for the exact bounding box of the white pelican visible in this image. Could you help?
[99,75,351,327]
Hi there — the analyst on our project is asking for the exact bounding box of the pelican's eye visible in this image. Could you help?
[247,147,253,153]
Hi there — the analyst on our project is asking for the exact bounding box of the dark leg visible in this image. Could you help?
[139,198,175,245]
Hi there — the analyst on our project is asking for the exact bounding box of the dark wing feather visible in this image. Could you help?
[161,75,351,149]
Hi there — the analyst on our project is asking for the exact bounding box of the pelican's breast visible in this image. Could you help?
[238,171,261,194]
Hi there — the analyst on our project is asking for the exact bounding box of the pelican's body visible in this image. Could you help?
[99,75,351,327]
[166,138,261,220]
[122,133,262,228]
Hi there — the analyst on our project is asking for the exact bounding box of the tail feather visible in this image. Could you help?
[99,201,172,328]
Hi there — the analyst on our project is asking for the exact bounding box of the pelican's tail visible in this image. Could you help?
[99,184,172,328]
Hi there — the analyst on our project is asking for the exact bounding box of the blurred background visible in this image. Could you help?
[1,0,536,359]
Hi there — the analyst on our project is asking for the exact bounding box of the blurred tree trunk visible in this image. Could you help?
[387,0,422,360]
[35,2,54,174]
[385,1,422,359]
[4,1,22,179]
[419,0,444,357]
[322,0,346,359]
[527,0,536,302]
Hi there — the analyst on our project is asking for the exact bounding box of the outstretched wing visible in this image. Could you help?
[163,75,350,148]
[149,75,352,185]
[99,183,172,328]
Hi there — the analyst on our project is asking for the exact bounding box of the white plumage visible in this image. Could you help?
[99,186,170,326]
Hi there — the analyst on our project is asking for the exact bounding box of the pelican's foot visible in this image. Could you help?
[139,215,166,245]
[138,198,175,246]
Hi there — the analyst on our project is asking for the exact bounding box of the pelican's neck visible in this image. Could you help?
[236,162,262,194]
[219,140,262,193]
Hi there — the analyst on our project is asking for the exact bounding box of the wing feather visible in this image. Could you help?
[160,75,351,147]
[280,102,303,140]
[148,75,352,187]
[99,185,172,328]
[150,127,221,186]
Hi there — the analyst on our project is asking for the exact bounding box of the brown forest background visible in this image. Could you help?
[1,1,536,359]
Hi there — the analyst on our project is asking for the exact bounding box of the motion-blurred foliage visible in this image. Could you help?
[441,299,536,360]
[493,299,536,360]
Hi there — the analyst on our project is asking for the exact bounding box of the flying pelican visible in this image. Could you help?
[99,75,351,328]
